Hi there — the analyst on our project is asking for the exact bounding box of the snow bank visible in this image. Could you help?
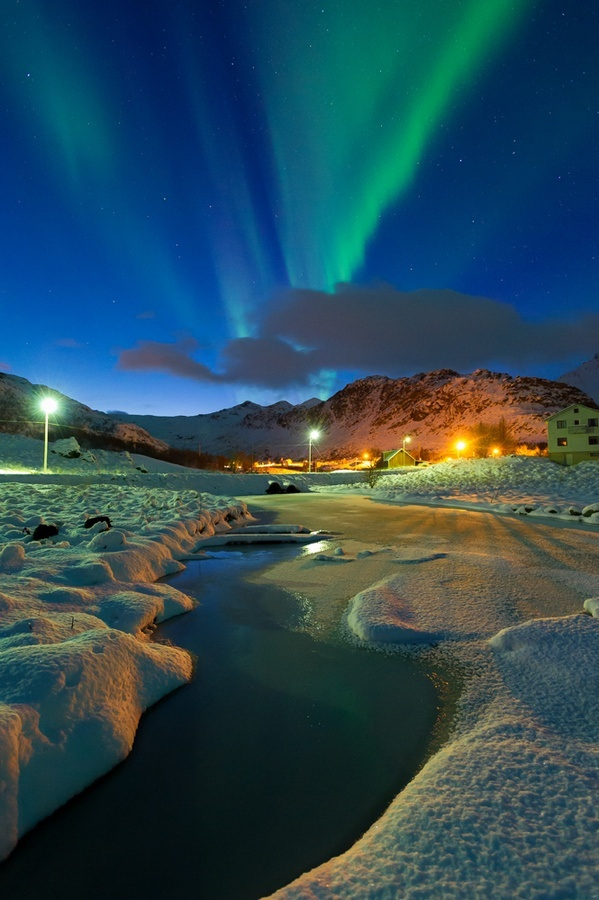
[0,476,251,859]
[270,613,599,899]
[0,629,192,858]
[490,614,599,740]
[312,456,599,524]
[345,575,440,644]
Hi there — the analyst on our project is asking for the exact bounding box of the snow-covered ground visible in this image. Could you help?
[262,460,599,899]
[322,455,599,523]
[0,434,597,897]
[0,437,254,860]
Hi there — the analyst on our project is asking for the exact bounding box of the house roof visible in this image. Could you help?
[382,448,416,461]
[546,402,599,421]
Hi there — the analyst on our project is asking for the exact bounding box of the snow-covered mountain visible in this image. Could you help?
[0,372,169,456]
[2,368,593,461]
[117,368,595,458]
[558,354,599,404]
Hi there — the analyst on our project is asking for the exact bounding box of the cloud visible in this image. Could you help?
[220,336,317,387]
[117,338,220,382]
[116,335,315,389]
[115,285,599,391]
[136,310,156,320]
[263,284,599,373]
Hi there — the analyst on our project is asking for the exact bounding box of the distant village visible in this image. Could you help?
[2,368,599,475]
[253,402,599,475]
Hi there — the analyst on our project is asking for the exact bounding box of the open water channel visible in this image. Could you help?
[0,545,454,900]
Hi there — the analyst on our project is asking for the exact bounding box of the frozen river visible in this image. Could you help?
[0,544,450,900]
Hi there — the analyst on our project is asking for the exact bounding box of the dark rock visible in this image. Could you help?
[31,523,59,541]
[84,515,112,529]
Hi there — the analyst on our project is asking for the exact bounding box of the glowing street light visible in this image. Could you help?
[456,440,466,459]
[402,435,411,453]
[491,447,501,458]
[308,429,320,473]
[40,397,58,473]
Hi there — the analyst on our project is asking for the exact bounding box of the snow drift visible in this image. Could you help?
[0,474,251,860]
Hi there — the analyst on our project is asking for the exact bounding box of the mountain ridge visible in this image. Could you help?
[116,367,596,458]
[0,367,595,462]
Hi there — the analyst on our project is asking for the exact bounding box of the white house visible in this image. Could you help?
[547,403,599,465]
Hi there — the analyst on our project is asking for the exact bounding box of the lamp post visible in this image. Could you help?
[456,440,466,459]
[40,397,57,473]
[402,435,411,466]
[308,429,320,473]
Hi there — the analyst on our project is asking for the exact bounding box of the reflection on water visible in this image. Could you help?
[298,539,334,555]
[0,547,449,900]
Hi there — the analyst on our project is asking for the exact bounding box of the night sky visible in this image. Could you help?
[2,0,598,415]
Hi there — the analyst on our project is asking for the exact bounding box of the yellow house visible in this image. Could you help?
[381,448,417,468]
[547,403,599,465]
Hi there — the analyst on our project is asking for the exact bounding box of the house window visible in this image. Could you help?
[574,407,579,412]
[557,438,568,447]
[589,437,599,446]
[556,420,567,429]
[588,418,598,427]
[574,419,580,425]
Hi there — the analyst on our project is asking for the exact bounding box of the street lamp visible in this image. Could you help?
[308,429,320,473]
[456,440,466,459]
[40,397,58,473]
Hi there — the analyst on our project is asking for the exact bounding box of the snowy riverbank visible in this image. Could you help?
[259,514,599,899]
[0,435,597,896]
[0,467,252,860]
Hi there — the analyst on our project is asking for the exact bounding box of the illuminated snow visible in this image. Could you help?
[0,437,251,860]
[0,434,596,897]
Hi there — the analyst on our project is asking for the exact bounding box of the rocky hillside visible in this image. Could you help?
[0,372,170,457]
[118,368,596,459]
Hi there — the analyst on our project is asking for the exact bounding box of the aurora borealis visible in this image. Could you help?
[1,0,598,414]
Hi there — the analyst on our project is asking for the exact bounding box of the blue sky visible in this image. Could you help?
[1,0,598,415]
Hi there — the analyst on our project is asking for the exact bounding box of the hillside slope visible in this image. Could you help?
[0,373,170,456]
[118,369,594,458]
